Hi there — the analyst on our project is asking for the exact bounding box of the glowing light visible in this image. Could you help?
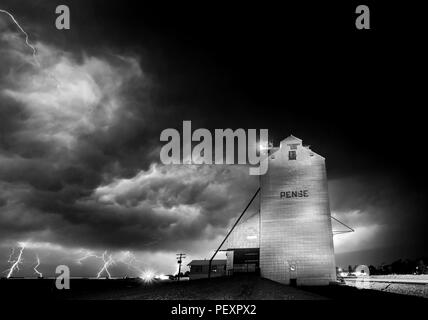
[155,274,170,281]
[140,269,155,283]
[0,9,40,66]
[5,244,26,278]
[258,141,270,152]
[33,254,43,278]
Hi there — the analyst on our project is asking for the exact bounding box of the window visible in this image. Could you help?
[289,144,298,150]
[289,150,296,160]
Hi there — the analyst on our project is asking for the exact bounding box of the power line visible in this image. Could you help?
[208,188,260,279]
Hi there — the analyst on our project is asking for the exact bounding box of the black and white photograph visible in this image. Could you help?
[0,0,427,317]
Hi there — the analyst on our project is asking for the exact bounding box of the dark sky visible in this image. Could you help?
[0,0,426,276]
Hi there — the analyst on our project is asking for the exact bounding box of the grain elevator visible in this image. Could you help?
[222,135,336,285]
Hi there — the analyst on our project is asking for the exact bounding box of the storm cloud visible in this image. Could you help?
[0,13,260,275]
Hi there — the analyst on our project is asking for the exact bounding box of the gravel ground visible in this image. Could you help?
[68,275,326,300]
[370,274,428,281]
[343,275,428,298]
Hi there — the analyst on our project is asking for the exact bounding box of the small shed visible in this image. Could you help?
[187,259,227,280]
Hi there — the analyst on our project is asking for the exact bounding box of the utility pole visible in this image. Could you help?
[176,253,186,281]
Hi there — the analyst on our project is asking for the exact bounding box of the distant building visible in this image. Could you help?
[221,135,336,286]
[188,259,227,280]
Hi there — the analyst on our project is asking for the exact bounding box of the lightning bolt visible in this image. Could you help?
[76,249,115,278]
[4,244,26,278]
[33,254,43,278]
[77,249,154,279]
[0,9,40,66]
[119,251,143,274]
[76,249,99,265]
[7,248,15,263]
[97,251,114,279]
